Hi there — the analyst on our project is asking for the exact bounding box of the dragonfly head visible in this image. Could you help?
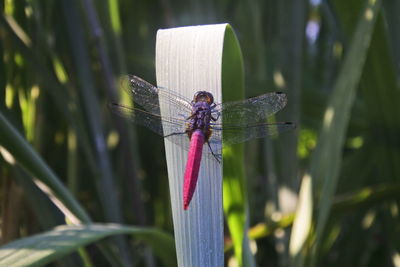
[193,91,214,105]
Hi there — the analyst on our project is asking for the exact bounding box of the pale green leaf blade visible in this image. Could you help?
[222,25,255,267]
[0,224,176,267]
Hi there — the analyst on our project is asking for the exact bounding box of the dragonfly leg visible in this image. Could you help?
[164,132,186,138]
[207,141,221,164]
[211,112,220,121]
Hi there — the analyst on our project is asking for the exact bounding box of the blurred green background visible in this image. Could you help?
[1,0,399,266]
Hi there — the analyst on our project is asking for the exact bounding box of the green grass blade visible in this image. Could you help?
[308,0,382,264]
[289,174,312,264]
[222,25,255,267]
[0,224,176,267]
[0,111,91,223]
[60,0,122,224]
[11,166,62,229]
[0,13,99,174]
[383,0,400,78]
[331,183,400,215]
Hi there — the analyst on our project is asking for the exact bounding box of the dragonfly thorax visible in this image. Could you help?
[186,101,213,141]
[192,102,212,125]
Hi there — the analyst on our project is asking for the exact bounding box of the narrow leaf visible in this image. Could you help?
[0,111,90,223]
[289,174,312,258]
[0,224,176,267]
[309,0,382,264]
[222,25,255,267]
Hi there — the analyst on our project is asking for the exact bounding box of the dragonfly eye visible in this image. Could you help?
[193,91,214,104]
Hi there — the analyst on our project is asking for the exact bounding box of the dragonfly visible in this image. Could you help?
[111,75,295,210]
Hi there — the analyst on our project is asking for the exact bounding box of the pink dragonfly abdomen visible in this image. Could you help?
[183,129,205,210]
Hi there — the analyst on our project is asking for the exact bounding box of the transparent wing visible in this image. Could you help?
[116,75,294,162]
[213,92,288,125]
[110,103,187,136]
[209,122,296,146]
[120,75,193,116]
[111,103,221,161]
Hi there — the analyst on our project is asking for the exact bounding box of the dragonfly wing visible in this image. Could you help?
[110,103,188,137]
[209,122,296,146]
[110,103,209,160]
[214,92,288,125]
[120,75,193,116]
